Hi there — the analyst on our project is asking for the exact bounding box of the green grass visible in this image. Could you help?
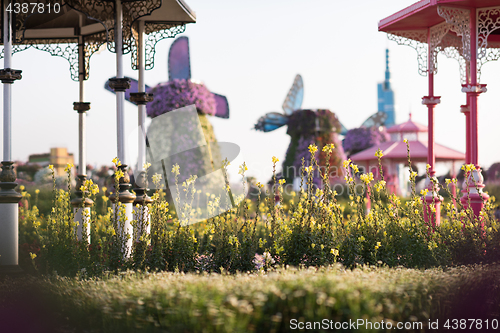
[34,264,500,332]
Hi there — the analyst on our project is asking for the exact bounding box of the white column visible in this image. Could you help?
[0,1,22,271]
[3,1,12,162]
[78,34,86,176]
[113,202,134,257]
[113,0,135,244]
[116,0,125,163]
[74,207,91,243]
[0,204,18,266]
[137,20,146,170]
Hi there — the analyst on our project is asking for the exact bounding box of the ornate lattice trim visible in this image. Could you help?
[387,30,428,76]
[477,7,500,57]
[429,21,453,73]
[0,44,31,59]
[1,32,106,81]
[83,32,107,81]
[476,7,500,81]
[437,6,471,61]
[131,22,186,70]
[67,0,163,54]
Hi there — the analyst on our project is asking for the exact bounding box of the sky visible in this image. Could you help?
[2,0,500,184]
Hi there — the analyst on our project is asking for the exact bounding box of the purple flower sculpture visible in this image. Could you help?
[147,79,216,118]
[343,126,390,157]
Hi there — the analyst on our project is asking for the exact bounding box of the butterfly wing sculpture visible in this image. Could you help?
[254,74,303,132]
[360,112,388,128]
[255,75,347,186]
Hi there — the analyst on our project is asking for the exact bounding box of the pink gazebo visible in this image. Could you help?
[351,115,465,165]
[378,0,499,220]
[351,115,464,198]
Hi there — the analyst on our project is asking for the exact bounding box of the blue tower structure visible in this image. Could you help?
[377,49,395,126]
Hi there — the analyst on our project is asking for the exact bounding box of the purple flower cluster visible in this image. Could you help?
[343,126,390,156]
[146,79,216,117]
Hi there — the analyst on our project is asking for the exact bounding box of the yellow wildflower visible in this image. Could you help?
[272,156,279,164]
[308,144,318,154]
[375,149,384,158]
[322,143,335,153]
[342,159,351,169]
[115,169,124,180]
[112,157,122,167]
[171,164,180,176]
[238,162,248,175]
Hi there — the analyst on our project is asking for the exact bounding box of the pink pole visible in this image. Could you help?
[427,74,436,177]
[365,161,371,212]
[470,11,479,166]
[422,28,442,228]
[462,69,471,165]
[451,160,457,206]
[460,10,488,221]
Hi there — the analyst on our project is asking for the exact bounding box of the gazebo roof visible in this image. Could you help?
[386,115,427,133]
[350,115,465,163]
[350,140,465,163]
[379,0,500,46]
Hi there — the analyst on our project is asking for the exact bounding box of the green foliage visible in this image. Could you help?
[38,264,500,332]
[18,148,500,277]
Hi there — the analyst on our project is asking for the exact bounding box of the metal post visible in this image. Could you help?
[138,20,146,170]
[130,20,152,233]
[116,0,125,163]
[79,35,86,176]
[0,0,22,273]
[71,28,93,243]
[112,0,135,256]
[3,2,12,162]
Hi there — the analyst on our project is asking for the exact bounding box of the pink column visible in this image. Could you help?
[422,28,442,228]
[460,103,471,165]
[365,161,371,212]
[460,10,489,220]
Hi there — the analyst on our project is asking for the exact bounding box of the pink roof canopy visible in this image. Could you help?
[387,115,427,133]
[378,0,500,82]
[379,0,500,35]
[350,117,464,163]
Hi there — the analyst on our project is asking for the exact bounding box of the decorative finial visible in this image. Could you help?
[409,112,412,120]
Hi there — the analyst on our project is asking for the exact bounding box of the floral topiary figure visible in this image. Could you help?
[343,126,390,157]
[255,75,346,187]
[106,37,230,203]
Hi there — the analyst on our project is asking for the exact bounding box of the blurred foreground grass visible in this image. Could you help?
[6,264,495,333]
